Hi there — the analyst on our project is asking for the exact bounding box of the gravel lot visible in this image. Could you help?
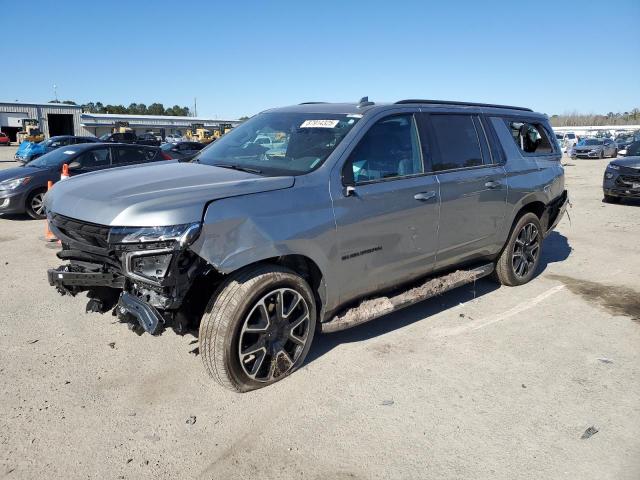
[0,145,638,480]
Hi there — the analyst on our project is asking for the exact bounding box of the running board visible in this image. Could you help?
[320,263,494,333]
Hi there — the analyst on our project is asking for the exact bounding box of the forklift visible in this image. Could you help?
[186,123,214,144]
[16,119,45,144]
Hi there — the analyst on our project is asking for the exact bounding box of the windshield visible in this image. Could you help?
[27,147,79,168]
[577,139,602,146]
[555,133,563,140]
[196,112,360,175]
[99,133,110,140]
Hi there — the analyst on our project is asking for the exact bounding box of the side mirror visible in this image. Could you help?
[68,161,82,170]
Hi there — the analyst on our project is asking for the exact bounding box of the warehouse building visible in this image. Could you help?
[79,113,240,139]
[0,101,83,141]
[0,100,240,141]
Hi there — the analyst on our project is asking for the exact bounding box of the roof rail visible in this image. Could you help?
[395,99,533,112]
[299,101,328,105]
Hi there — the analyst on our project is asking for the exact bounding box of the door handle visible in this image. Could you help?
[414,191,436,201]
[484,181,501,189]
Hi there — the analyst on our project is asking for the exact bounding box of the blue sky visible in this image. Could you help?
[2,0,638,119]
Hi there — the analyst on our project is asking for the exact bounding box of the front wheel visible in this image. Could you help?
[199,264,316,392]
[494,212,543,286]
[25,189,47,219]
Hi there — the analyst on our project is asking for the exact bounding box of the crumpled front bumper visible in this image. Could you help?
[47,267,164,334]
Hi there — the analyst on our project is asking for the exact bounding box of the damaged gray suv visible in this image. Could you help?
[45,98,568,392]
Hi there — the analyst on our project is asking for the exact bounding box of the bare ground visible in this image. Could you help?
[1,146,639,479]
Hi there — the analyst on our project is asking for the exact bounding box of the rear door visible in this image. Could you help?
[332,112,440,303]
[423,113,507,268]
[113,146,158,167]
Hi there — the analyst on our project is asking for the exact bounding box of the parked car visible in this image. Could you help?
[14,135,100,163]
[603,156,640,203]
[615,133,640,156]
[45,99,567,392]
[623,141,640,157]
[99,131,161,147]
[554,131,577,153]
[0,132,10,146]
[99,131,137,144]
[164,134,184,143]
[0,143,169,219]
[136,133,162,147]
[160,141,205,161]
[571,138,618,159]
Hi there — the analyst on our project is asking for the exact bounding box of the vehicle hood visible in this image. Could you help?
[0,165,44,183]
[611,156,640,169]
[44,161,295,226]
[575,144,602,149]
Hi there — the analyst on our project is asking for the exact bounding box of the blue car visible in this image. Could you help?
[14,135,100,163]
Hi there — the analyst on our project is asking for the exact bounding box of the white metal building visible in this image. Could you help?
[0,101,84,141]
[0,100,240,141]
[79,113,240,138]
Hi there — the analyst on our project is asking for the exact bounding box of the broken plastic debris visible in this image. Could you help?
[581,426,598,439]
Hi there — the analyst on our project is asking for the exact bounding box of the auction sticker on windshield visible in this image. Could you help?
[300,120,340,128]
[63,150,76,154]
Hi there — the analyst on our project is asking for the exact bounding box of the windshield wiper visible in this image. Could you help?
[214,163,262,174]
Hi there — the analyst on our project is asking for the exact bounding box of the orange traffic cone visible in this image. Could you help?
[60,163,70,180]
[44,181,57,242]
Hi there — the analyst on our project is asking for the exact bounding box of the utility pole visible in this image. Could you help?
[53,84,58,102]
[193,97,197,117]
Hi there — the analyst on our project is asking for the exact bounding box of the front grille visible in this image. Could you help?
[616,175,640,188]
[50,214,111,251]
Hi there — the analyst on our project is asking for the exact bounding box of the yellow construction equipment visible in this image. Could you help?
[186,123,214,144]
[113,121,133,134]
[17,119,45,144]
[211,122,234,140]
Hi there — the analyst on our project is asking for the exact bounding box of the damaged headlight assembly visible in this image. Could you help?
[108,222,202,284]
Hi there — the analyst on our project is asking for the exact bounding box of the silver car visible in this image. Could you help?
[571,138,618,159]
[45,98,568,391]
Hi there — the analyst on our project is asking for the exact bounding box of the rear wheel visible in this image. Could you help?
[494,212,543,286]
[25,189,47,219]
[599,149,604,159]
[612,149,618,158]
[199,264,316,392]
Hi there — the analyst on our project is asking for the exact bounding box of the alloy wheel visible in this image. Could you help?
[30,193,45,216]
[512,223,540,278]
[238,288,310,382]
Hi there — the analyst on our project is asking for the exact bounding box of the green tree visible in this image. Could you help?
[147,103,165,115]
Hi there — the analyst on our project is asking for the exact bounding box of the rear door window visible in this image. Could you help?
[73,148,111,170]
[429,114,484,171]
[114,147,156,165]
[506,120,555,155]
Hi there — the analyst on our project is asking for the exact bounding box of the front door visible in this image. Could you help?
[332,113,440,304]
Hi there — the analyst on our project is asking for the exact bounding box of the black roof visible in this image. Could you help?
[270,99,539,116]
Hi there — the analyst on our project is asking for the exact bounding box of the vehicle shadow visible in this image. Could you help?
[537,231,572,273]
[306,231,573,365]
[306,278,499,365]
[601,198,640,207]
[0,213,34,221]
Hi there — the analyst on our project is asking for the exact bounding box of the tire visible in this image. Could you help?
[199,264,316,392]
[25,189,47,220]
[603,194,621,204]
[494,212,543,287]
[612,149,618,158]
[599,149,604,159]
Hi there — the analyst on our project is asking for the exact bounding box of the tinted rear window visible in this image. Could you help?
[430,114,483,171]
